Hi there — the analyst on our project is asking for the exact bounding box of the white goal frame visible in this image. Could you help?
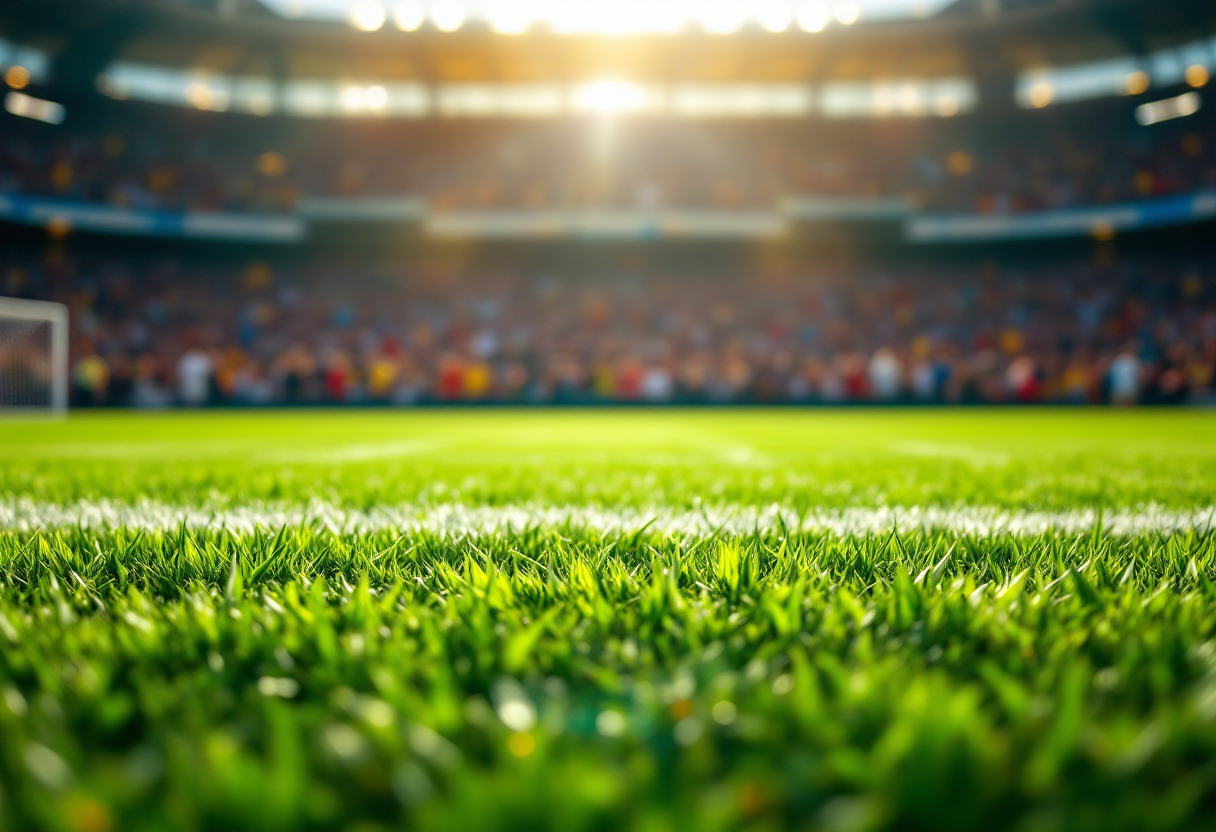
[0,296,69,417]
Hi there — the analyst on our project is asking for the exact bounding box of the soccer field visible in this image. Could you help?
[3,409,1216,830]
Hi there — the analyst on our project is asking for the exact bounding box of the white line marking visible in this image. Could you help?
[257,438,444,463]
[0,500,1211,537]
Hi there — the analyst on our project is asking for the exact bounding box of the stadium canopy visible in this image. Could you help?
[0,0,1214,114]
[254,0,958,34]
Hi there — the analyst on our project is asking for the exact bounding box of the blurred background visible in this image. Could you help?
[1,0,1215,408]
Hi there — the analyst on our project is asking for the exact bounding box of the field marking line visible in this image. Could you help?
[1,499,1213,538]
[256,438,447,464]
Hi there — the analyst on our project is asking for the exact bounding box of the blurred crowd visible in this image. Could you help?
[3,249,1215,408]
[2,100,1214,214]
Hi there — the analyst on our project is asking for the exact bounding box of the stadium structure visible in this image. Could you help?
[0,0,1214,407]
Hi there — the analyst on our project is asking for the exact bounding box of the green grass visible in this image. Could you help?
[4,409,1216,508]
[2,410,1216,831]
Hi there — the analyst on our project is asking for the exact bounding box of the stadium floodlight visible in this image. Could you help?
[1135,92,1201,126]
[393,1,425,30]
[700,1,747,34]
[258,0,955,31]
[0,297,68,417]
[4,91,65,124]
[796,1,830,32]
[348,1,387,30]
[571,80,651,113]
[756,0,794,32]
[488,0,534,34]
[340,84,389,112]
[430,0,466,31]
[834,2,861,25]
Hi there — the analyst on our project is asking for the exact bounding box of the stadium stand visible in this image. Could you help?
[2,248,1212,407]
[2,105,1215,213]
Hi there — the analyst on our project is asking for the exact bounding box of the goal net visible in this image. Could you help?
[0,297,68,416]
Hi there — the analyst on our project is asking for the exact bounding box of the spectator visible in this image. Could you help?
[1109,348,1142,405]
[176,348,213,406]
[868,349,903,401]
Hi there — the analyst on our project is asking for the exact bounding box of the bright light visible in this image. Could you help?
[796,1,830,32]
[572,80,649,113]
[701,1,747,34]
[437,84,563,116]
[4,91,64,124]
[873,86,894,115]
[1123,70,1149,96]
[431,1,466,31]
[1028,81,1053,108]
[3,65,31,90]
[366,85,388,110]
[897,84,922,113]
[257,0,962,33]
[185,82,215,110]
[834,2,861,25]
[340,85,364,110]
[488,1,533,34]
[338,84,390,111]
[756,1,793,33]
[348,1,387,31]
[1135,91,1201,126]
[935,94,960,117]
[547,5,587,34]
[645,3,686,34]
[341,85,388,112]
[1186,64,1210,88]
[393,1,425,30]
[546,2,681,35]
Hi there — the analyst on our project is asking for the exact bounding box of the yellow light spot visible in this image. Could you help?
[1186,64,1209,89]
[1028,81,1053,108]
[185,82,214,110]
[935,95,960,117]
[245,263,273,289]
[4,65,30,90]
[946,151,973,176]
[257,152,287,177]
[46,216,73,239]
[670,698,694,720]
[1000,329,1024,356]
[507,731,535,757]
[1124,70,1149,96]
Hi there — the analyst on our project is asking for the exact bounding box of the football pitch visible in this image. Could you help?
[2,409,1216,830]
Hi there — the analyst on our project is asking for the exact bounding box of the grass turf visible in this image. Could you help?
[2,409,1216,831]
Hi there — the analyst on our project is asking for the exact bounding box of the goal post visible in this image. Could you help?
[0,297,69,416]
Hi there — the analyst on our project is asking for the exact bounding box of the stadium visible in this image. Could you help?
[2,0,1216,828]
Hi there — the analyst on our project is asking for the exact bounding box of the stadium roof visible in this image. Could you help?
[1,0,1214,95]
[253,0,959,33]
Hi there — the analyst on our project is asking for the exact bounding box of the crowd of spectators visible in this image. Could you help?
[2,99,1214,214]
[3,249,1215,408]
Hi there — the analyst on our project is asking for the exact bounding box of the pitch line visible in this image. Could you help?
[0,499,1212,538]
